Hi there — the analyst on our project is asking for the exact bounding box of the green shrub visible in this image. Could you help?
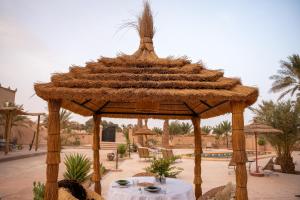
[117,144,127,157]
[33,181,45,200]
[170,155,181,163]
[145,158,183,178]
[63,153,91,183]
[258,137,266,146]
[100,163,107,176]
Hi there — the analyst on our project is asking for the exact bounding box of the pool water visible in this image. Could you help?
[202,152,232,158]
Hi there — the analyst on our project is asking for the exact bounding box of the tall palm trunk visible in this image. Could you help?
[137,118,144,145]
[225,133,229,149]
[279,153,295,173]
[162,120,169,148]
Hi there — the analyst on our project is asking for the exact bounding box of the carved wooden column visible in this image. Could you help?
[93,115,101,194]
[231,101,248,200]
[192,116,202,199]
[45,100,61,200]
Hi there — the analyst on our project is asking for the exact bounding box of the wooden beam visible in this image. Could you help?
[100,111,194,117]
[45,99,61,200]
[231,102,248,200]
[71,100,96,113]
[80,99,92,105]
[104,107,189,112]
[93,115,101,194]
[35,114,41,151]
[192,116,202,199]
[89,101,101,107]
[183,102,198,116]
[200,100,212,108]
[95,101,110,114]
[199,100,228,115]
[190,102,202,112]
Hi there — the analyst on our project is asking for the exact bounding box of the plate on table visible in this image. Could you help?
[144,186,161,193]
[115,179,130,186]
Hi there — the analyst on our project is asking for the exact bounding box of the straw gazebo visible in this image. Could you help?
[0,106,44,154]
[132,126,156,146]
[34,3,258,200]
[244,121,282,176]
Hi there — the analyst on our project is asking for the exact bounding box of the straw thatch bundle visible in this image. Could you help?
[133,127,156,136]
[34,2,258,120]
[244,121,282,134]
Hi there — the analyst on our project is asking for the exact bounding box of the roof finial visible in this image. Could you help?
[133,1,157,59]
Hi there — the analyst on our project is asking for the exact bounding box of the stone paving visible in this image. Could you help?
[0,147,120,199]
[0,148,299,199]
[102,149,300,200]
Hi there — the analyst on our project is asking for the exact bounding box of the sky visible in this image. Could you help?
[0,0,300,128]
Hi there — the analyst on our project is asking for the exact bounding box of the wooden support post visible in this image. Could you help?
[231,102,248,200]
[93,115,101,194]
[35,115,41,151]
[45,100,61,200]
[192,116,202,199]
[254,133,259,173]
[162,120,170,148]
[4,111,13,155]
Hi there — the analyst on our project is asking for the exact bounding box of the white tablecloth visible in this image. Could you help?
[106,177,195,200]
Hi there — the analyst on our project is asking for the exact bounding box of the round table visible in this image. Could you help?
[106,176,195,200]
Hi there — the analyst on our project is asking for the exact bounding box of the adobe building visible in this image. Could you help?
[0,84,17,106]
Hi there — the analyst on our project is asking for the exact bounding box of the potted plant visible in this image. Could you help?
[258,137,266,153]
[107,152,115,161]
[145,158,183,183]
[117,144,127,158]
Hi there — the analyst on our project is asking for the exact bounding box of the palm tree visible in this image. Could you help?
[180,122,192,134]
[60,109,72,129]
[43,108,72,129]
[152,127,162,135]
[219,121,231,149]
[121,124,131,144]
[212,124,223,139]
[251,100,300,173]
[270,54,300,100]
[162,120,169,148]
[201,126,212,134]
[212,121,231,149]
[169,120,183,135]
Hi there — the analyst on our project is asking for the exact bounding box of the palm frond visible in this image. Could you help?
[270,54,300,99]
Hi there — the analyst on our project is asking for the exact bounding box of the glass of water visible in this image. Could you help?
[161,184,167,195]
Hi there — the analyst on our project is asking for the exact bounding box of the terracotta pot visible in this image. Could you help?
[107,153,115,161]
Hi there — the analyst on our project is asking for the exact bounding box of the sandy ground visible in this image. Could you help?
[0,148,299,200]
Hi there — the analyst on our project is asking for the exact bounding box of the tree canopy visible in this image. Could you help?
[270,54,300,100]
[251,100,300,173]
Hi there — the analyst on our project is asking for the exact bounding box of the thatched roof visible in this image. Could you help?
[133,127,156,136]
[244,121,282,134]
[34,2,258,120]
[0,106,44,116]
